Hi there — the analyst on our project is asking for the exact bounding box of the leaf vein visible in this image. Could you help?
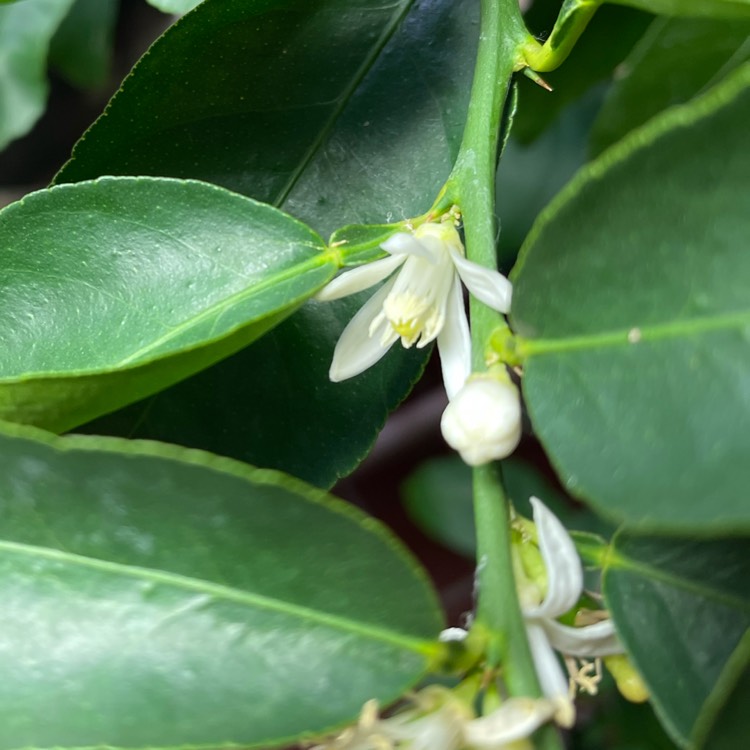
[0,539,436,655]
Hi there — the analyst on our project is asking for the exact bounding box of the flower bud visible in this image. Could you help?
[440,374,522,466]
[604,654,650,703]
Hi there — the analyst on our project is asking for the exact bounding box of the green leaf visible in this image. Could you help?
[330,222,407,266]
[83,298,428,488]
[606,0,750,19]
[48,0,118,89]
[511,62,750,531]
[401,455,476,558]
[692,630,750,749]
[146,0,204,13]
[0,0,76,150]
[55,0,474,237]
[0,176,335,432]
[603,532,750,748]
[0,422,442,748]
[55,0,419,206]
[591,16,750,155]
[497,87,602,265]
[570,671,679,750]
[401,455,605,558]
[58,0,477,485]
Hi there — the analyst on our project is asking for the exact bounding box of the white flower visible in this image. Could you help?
[440,374,522,465]
[317,222,512,398]
[462,697,554,749]
[310,687,555,750]
[520,497,622,727]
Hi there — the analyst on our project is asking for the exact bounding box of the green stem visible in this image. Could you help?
[521,0,603,73]
[447,0,543,702]
[447,3,565,747]
[448,0,525,369]
[472,465,535,686]
[473,468,564,750]
[451,0,529,658]
[450,0,526,649]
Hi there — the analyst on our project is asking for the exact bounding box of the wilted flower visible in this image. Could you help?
[317,221,512,398]
[310,687,555,750]
[440,373,522,465]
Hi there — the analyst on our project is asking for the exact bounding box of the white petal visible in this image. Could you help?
[464,697,555,748]
[526,623,576,729]
[438,627,469,643]
[440,377,522,466]
[382,232,439,262]
[524,496,583,619]
[436,276,471,399]
[449,247,512,313]
[329,278,398,381]
[397,714,463,750]
[315,255,405,301]
[542,618,622,658]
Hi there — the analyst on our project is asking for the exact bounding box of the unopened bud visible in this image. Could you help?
[440,374,522,466]
[604,654,650,703]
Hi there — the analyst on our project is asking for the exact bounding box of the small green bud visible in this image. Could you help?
[604,654,650,703]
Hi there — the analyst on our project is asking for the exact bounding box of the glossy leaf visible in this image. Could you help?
[48,0,118,89]
[0,0,75,149]
[606,0,750,19]
[693,631,750,749]
[591,16,750,155]
[511,63,750,531]
[0,422,442,748]
[0,176,335,432]
[55,0,417,202]
[83,298,427,488]
[61,0,477,486]
[603,532,750,747]
[497,87,602,265]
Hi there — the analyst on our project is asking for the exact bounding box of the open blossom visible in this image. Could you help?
[310,687,555,750]
[440,373,522,465]
[317,221,512,398]
[519,497,623,727]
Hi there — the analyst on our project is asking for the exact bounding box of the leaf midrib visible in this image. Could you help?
[0,539,435,655]
[274,0,417,208]
[521,308,750,357]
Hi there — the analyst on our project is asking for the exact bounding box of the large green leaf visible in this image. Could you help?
[0,422,442,748]
[603,532,750,747]
[692,631,750,749]
[511,63,750,531]
[0,176,335,432]
[606,0,750,19]
[0,0,75,150]
[82,298,427,488]
[59,0,476,486]
[591,16,750,155]
[497,88,602,265]
[55,0,419,202]
[48,0,118,89]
